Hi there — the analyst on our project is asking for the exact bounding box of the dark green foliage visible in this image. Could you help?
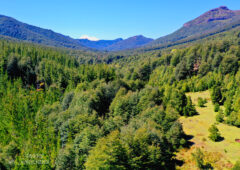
[184,96,197,117]
[226,111,240,127]
[175,61,188,80]
[211,86,222,104]
[212,53,222,68]
[73,126,102,169]
[62,92,74,110]
[7,55,20,78]
[90,83,118,116]
[0,162,7,170]
[214,103,220,112]
[224,100,233,116]
[198,62,210,77]
[216,112,224,123]
[166,121,184,149]
[168,90,187,115]
[55,146,76,170]
[208,124,222,142]
[220,55,239,75]
[137,64,151,81]
[198,97,207,107]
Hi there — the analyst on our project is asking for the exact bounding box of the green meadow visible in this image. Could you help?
[177,91,240,169]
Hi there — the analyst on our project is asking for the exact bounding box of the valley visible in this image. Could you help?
[0,3,240,170]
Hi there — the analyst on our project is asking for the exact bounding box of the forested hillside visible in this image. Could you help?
[0,15,89,50]
[144,6,240,51]
[0,26,240,169]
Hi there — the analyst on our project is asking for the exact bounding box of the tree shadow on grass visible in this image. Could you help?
[184,110,200,117]
[174,135,196,169]
[216,136,224,142]
[209,136,224,142]
[183,134,195,148]
[175,159,184,167]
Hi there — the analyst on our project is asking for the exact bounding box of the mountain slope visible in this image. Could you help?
[104,35,153,51]
[0,15,87,49]
[147,6,240,48]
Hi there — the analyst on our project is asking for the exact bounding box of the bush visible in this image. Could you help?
[183,96,197,117]
[208,124,222,142]
[198,97,207,107]
[232,160,240,170]
[216,112,224,123]
[214,103,220,112]
[192,148,212,169]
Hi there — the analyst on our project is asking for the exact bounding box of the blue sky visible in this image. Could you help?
[1,0,240,40]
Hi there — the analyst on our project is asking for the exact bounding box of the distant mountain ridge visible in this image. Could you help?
[0,14,152,51]
[78,36,153,51]
[104,35,153,51]
[147,6,240,49]
[77,38,123,50]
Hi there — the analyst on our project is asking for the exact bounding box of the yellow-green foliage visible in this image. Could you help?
[85,130,127,170]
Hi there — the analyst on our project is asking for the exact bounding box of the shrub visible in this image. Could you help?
[208,124,222,142]
[214,103,220,112]
[216,112,224,123]
[198,97,207,107]
[192,148,212,169]
[232,160,240,170]
[183,96,197,117]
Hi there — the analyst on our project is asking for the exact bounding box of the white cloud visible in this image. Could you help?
[79,35,99,41]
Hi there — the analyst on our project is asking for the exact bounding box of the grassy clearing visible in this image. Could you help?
[176,91,240,170]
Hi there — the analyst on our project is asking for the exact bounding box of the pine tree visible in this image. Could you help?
[208,124,222,142]
[211,86,222,104]
[184,96,197,117]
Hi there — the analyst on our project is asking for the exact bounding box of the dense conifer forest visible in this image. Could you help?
[0,27,240,169]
